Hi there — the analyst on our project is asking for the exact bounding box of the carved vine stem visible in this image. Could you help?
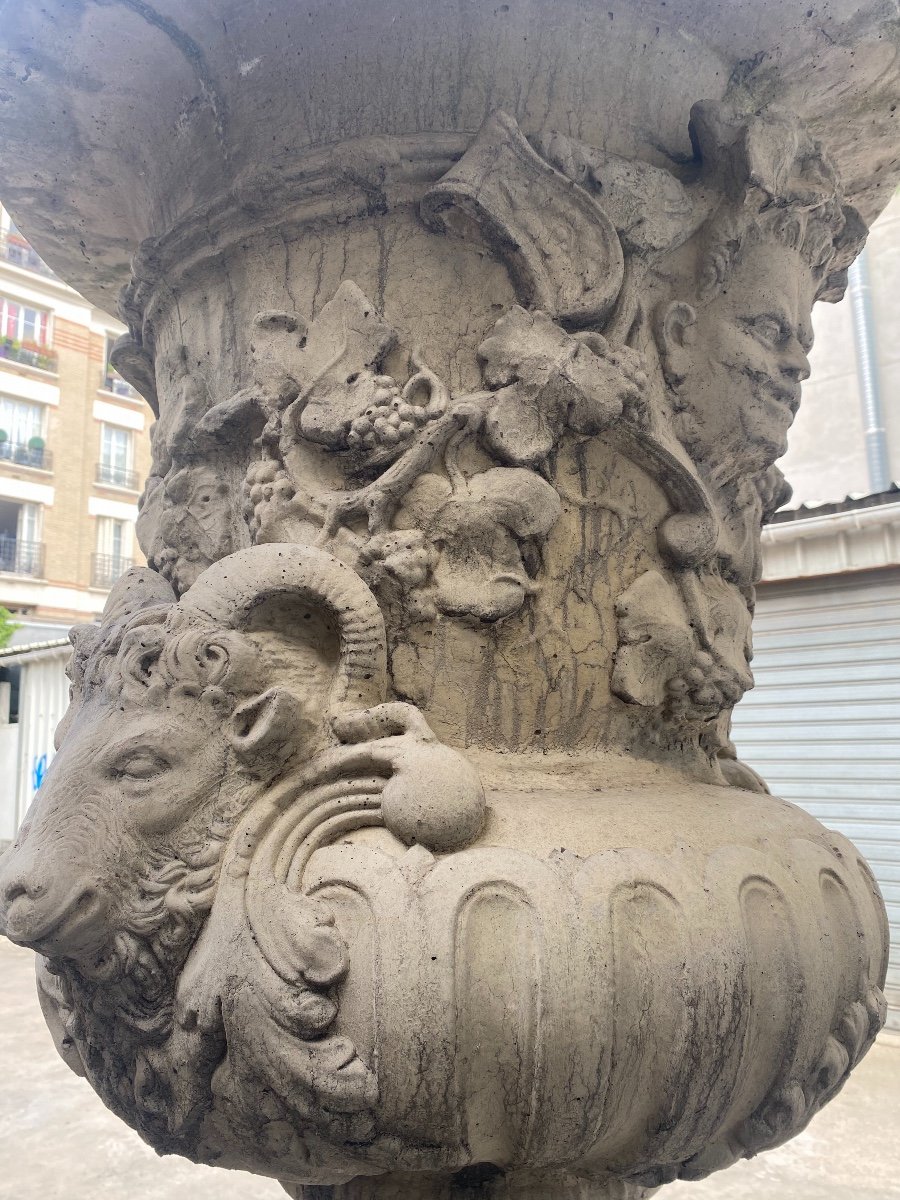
[315,394,492,543]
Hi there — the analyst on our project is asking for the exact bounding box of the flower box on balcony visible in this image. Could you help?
[0,336,58,372]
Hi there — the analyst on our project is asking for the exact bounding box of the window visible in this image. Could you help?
[98,423,134,487]
[1,214,55,278]
[0,295,50,345]
[101,334,138,398]
[0,395,46,466]
[0,396,42,442]
[18,501,41,545]
[96,516,128,560]
[0,499,43,576]
[93,517,133,587]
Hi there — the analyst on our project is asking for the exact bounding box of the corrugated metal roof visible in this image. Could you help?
[773,483,900,523]
[6,622,73,648]
[0,638,71,662]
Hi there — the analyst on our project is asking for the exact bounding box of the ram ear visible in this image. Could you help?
[227,687,317,769]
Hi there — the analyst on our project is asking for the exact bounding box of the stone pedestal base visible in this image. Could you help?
[287,1169,652,1200]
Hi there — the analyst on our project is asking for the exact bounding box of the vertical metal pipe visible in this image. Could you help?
[848,250,891,493]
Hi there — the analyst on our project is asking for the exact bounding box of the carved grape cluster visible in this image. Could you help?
[346,377,435,455]
[664,650,748,720]
[358,530,435,590]
[357,530,438,619]
[243,458,296,538]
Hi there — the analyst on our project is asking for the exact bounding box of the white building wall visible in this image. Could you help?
[779,190,900,506]
[869,193,900,482]
[0,724,19,842]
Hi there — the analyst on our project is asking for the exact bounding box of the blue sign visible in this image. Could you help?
[32,753,47,793]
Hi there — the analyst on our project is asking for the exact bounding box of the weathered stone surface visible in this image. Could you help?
[0,3,896,1198]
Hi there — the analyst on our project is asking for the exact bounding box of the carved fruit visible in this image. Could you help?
[381,742,486,853]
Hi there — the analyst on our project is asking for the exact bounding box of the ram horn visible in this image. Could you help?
[177,543,387,710]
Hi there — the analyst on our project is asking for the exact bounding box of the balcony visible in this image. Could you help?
[0,337,58,373]
[99,369,140,400]
[95,461,140,491]
[0,440,52,471]
[0,230,57,279]
[91,552,133,589]
[0,536,44,577]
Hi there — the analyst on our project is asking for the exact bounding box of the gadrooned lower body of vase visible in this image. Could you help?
[248,762,888,1194]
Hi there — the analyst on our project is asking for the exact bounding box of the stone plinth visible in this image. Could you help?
[0,4,896,1198]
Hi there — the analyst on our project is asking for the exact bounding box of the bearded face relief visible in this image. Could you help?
[660,240,816,479]
[154,464,241,592]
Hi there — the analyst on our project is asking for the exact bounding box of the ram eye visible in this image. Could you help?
[113,751,169,781]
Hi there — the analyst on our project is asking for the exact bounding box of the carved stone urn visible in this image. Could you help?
[0,4,896,1198]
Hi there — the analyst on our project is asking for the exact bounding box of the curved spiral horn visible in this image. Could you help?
[177,543,387,710]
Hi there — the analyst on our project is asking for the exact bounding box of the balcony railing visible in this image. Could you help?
[0,230,57,279]
[100,369,140,400]
[0,440,52,471]
[91,552,133,589]
[95,462,140,491]
[0,536,44,577]
[0,338,58,373]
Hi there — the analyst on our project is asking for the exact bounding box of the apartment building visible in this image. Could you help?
[0,205,152,629]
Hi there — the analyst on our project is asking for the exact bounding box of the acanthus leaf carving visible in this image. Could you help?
[421,110,626,330]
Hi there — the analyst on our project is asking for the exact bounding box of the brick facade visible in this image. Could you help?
[0,209,153,625]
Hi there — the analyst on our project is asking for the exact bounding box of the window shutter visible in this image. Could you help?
[4,299,18,340]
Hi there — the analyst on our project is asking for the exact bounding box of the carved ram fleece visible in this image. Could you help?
[0,100,889,1200]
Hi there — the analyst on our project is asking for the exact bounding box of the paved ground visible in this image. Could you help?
[1,938,898,1199]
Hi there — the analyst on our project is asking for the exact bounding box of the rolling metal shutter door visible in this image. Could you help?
[15,650,70,831]
[732,567,900,1031]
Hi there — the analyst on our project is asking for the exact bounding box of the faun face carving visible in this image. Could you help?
[660,240,816,478]
[155,465,242,592]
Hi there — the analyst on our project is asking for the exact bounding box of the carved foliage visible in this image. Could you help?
[420,110,625,329]
[243,280,651,627]
[612,568,753,721]
[121,104,866,761]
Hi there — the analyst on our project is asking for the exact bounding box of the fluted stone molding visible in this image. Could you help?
[0,4,897,1198]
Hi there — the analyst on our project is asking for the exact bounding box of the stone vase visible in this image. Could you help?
[0,4,896,1198]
